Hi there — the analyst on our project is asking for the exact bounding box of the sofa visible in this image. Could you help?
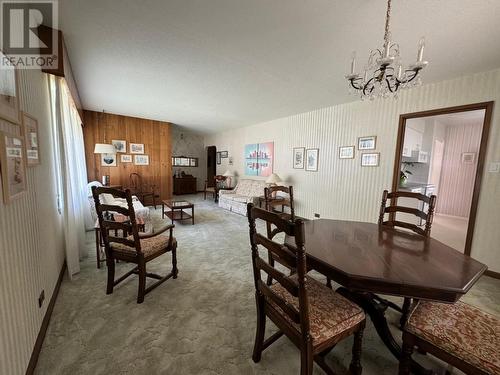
[218,179,269,216]
[86,181,152,233]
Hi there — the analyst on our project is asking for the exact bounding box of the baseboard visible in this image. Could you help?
[25,261,66,375]
[485,270,500,280]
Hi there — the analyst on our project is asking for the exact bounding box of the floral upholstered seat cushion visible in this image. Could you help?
[111,235,176,258]
[406,301,500,375]
[269,275,365,347]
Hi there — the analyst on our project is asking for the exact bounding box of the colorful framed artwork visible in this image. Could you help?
[361,152,380,167]
[339,146,355,159]
[112,140,126,153]
[305,148,319,171]
[101,153,116,167]
[358,136,377,150]
[21,112,40,166]
[216,152,221,165]
[220,151,228,158]
[293,147,305,169]
[0,51,21,124]
[134,154,149,166]
[0,131,27,203]
[121,154,132,163]
[244,142,274,177]
[130,143,144,154]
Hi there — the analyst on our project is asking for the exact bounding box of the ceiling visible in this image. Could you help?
[60,0,500,133]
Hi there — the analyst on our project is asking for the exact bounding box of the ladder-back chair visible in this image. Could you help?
[247,203,366,375]
[92,186,178,303]
[378,189,437,326]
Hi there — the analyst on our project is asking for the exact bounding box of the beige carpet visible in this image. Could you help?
[35,194,500,374]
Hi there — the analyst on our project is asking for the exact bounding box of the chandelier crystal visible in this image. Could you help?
[345,0,428,100]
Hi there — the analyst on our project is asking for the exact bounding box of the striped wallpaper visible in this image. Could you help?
[0,69,65,375]
[205,68,500,273]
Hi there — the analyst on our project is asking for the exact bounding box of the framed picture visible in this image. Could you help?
[244,142,273,177]
[220,151,228,158]
[134,154,149,165]
[216,152,221,165]
[339,146,355,159]
[361,152,380,167]
[112,140,126,153]
[0,51,21,124]
[293,147,305,169]
[358,136,377,150]
[305,148,319,171]
[21,112,40,166]
[0,132,27,203]
[121,154,132,163]
[101,153,116,166]
[130,143,144,154]
[461,152,476,164]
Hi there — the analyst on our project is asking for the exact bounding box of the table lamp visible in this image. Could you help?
[223,170,234,188]
[266,173,282,185]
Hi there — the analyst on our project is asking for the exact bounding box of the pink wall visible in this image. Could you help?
[436,122,482,217]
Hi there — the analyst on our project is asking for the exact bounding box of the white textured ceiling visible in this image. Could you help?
[60,0,500,133]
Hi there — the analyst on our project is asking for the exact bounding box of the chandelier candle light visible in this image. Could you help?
[345,0,428,100]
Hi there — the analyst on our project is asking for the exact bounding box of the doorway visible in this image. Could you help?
[206,146,217,185]
[392,102,493,255]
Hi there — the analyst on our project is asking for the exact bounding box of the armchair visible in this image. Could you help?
[129,172,158,208]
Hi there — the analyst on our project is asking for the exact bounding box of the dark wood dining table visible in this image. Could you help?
[286,219,487,374]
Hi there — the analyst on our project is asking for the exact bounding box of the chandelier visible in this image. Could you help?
[345,0,428,100]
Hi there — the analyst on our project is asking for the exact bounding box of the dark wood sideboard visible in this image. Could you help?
[173,176,197,195]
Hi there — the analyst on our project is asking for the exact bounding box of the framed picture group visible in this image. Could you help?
[338,135,380,167]
[293,147,319,172]
[0,57,39,203]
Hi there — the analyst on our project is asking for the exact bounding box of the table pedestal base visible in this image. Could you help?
[337,288,432,375]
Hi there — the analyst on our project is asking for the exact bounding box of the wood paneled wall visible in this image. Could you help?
[82,110,172,200]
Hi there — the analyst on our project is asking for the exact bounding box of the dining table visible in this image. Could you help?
[285,219,487,374]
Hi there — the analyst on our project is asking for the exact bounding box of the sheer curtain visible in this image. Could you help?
[49,75,89,278]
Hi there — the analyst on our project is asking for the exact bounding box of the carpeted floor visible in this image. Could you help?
[35,194,500,375]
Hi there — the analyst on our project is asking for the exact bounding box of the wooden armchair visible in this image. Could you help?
[378,189,437,326]
[204,175,227,200]
[129,172,157,208]
[247,203,366,375]
[92,186,178,303]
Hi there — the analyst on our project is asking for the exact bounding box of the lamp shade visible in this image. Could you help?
[223,170,234,177]
[266,173,282,184]
[94,143,116,154]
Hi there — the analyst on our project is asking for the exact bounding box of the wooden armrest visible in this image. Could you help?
[139,224,175,239]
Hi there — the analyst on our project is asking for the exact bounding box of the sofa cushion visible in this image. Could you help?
[234,179,268,197]
[406,301,500,375]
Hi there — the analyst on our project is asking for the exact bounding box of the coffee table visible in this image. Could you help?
[162,199,194,225]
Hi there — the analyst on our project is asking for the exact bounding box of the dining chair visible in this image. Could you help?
[400,301,500,375]
[247,203,366,375]
[129,172,157,208]
[377,189,437,327]
[92,186,178,303]
[204,175,226,200]
[264,185,296,285]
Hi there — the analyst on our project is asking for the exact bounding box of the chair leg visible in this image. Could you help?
[252,294,266,363]
[172,244,178,279]
[106,257,115,295]
[300,343,314,375]
[204,191,206,200]
[326,277,332,289]
[349,323,364,375]
[400,297,411,328]
[399,333,414,375]
[137,261,146,304]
